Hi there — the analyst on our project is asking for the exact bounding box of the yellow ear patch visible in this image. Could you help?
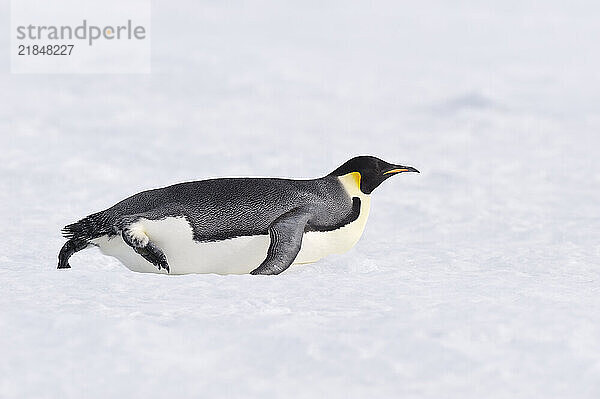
[338,171,362,195]
[349,171,361,188]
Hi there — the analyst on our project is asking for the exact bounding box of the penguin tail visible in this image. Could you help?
[58,211,112,269]
[61,211,111,242]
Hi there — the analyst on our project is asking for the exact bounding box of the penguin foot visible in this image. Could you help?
[121,225,170,273]
[134,242,170,273]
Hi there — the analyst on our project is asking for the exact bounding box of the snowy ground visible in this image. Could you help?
[1,1,600,397]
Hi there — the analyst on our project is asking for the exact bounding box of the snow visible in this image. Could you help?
[1,0,600,397]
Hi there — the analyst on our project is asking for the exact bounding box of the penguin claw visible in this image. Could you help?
[159,262,170,273]
[156,256,170,273]
[152,258,169,273]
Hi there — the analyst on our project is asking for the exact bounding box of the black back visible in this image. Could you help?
[96,176,357,242]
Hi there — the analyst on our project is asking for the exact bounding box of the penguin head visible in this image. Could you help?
[329,155,419,194]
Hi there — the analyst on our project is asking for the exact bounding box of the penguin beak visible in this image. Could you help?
[383,165,420,175]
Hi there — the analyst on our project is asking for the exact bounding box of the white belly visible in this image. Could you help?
[91,198,370,275]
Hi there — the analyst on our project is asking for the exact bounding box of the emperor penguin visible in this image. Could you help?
[58,156,419,275]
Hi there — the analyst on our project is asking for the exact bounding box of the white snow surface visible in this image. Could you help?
[1,1,600,397]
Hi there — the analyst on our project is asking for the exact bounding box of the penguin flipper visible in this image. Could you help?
[250,207,312,275]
